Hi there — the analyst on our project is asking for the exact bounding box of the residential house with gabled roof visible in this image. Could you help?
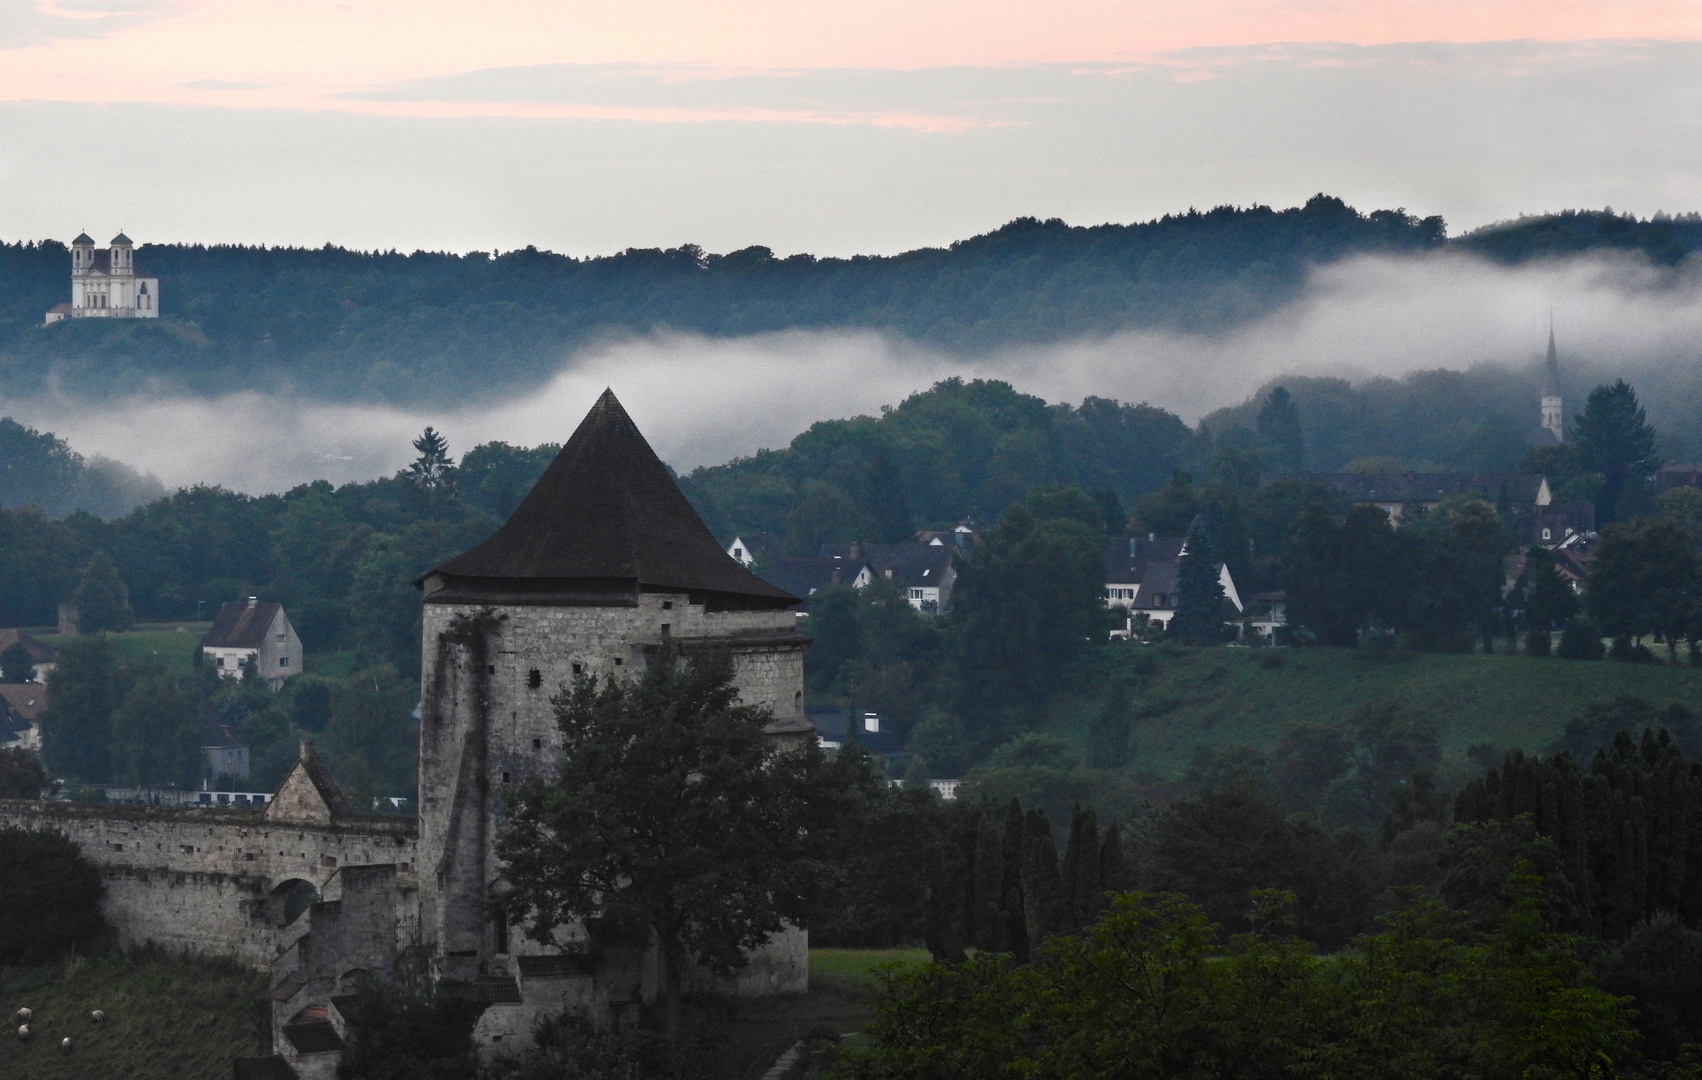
[203,598,302,691]
[758,556,875,607]
[724,533,780,568]
[1105,536,1242,637]
[817,542,959,612]
[0,683,43,753]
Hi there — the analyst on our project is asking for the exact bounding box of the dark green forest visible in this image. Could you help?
[6,198,1698,410]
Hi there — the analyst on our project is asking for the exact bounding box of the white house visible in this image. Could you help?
[202,598,303,691]
[45,232,161,323]
[1104,536,1242,636]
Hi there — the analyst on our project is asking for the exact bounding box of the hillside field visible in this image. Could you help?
[0,948,268,1080]
[1052,644,1702,779]
[32,623,209,669]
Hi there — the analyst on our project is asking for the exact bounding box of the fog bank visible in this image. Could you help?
[6,249,1702,495]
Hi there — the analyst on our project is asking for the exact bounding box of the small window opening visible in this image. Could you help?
[614,658,623,666]
[486,664,496,675]
[572,663,583,675]
[502,771,511,784]
[527,669,542,689]
[662,600,673,610]
[660,623,671,636]
[533,738,542,750]
[494,905,509,954]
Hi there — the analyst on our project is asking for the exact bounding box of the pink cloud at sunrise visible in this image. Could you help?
[2,0,1701,115]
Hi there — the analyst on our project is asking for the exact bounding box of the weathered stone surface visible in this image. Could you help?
[0,801,417,967]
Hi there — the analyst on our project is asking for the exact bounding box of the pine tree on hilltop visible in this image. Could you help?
[73,551,132,634]
[1171,516,1227,646]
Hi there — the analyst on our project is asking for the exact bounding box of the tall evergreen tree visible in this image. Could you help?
[970,811,1005,953]
[73,550,132,634]
[1171,515,1227,646]
[1256,385,1306,471]
[1573,380,1661,523]
[406,426,456,491]
[1000,798,1030,960]
[1020,808,1063,959]
[39,636,119,781]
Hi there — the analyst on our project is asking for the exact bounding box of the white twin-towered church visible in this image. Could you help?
[44,231,160,324]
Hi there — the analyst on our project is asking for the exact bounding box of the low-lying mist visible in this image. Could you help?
[7,248,1702,496]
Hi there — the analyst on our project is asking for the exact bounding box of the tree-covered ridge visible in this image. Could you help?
[0,196,1448,404]
[1461,209,1702,266]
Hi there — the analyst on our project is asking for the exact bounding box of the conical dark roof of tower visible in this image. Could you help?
[1541,326,1560,398]
[424,390,796,606]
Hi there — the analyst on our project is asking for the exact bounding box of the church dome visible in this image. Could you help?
[110,232,133,246]
[72,232,94,245]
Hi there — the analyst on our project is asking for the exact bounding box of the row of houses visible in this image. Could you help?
[736,470,1614,640]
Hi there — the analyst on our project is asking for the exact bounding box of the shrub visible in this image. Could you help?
[1557,616,1605,660]
[0,825,107,963]
[1524,630,1551,656]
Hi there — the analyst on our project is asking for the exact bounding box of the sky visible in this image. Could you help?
[3,1,1702,255]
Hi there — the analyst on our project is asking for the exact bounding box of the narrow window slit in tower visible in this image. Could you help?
[533,739,542,750]
[571,663,583,675]
[527,669,541,689]
[486,664,496,675]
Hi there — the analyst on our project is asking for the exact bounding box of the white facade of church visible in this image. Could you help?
[44,232,160,324]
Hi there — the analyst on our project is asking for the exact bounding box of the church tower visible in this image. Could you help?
[1540,323,1563,444]
[413,390,810,983]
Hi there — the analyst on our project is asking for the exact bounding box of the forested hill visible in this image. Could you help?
[0,196,1452,407]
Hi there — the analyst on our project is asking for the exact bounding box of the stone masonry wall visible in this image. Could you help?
[0,801,417,967]
[418,590,809,986]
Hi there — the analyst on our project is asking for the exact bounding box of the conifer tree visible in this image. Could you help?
[1000,798,1029,960]
[971,811,1005,952]
[406,426,456,490]
[1171,516,1227,646]
[72,550,132,634]
[1020,808,1063,958]
[1574,380,1661,522]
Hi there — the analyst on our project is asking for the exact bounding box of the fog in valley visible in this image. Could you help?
[8,247,1702,496]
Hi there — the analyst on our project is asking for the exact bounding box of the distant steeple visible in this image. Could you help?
[1540,319,1563,443]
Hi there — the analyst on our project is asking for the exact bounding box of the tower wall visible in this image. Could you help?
[416,590,807,980]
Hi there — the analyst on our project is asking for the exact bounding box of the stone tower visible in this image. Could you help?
[1540,323,1563,444]
[414,390,810,981]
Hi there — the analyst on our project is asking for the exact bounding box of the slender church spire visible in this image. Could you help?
[1539,317,1563,443]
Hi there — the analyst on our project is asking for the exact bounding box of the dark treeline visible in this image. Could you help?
[8,201,1702,412]
[817,707,1702,1077]
[0,196,1447,404]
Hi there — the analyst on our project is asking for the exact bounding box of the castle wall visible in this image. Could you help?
[0,801,417,967]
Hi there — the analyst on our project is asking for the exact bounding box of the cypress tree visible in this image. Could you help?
[1100,823,1127,894]
[1021,808,1063,957]
[971,810,1005,952]
[1061,805,1103,931]
[1000,798,1029,960]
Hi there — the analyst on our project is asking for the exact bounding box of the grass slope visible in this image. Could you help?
[1054,645,1702,778]
[33,623,210,670]
[690,949,926,1079]
[0,947,267,1080]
